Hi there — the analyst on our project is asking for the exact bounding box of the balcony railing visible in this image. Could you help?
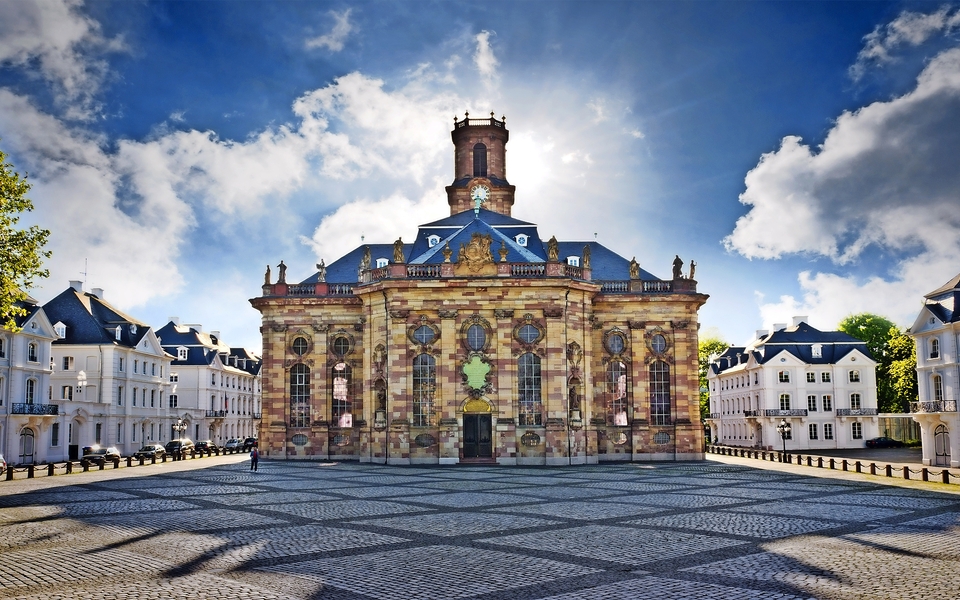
[763,409,808,417]
[286,284,316,295]
[911,400,958,413]
[743,410,761,417]
[205,410,227,418]
[642,280,673,293]
[599,281,629,293]
[835,408,879,416]
[328,283,354,295]
[12,403,58,415]
[407,265,442,278]
[563,265,583,279]
[707,412,720,419]
[252,412,262,419]
[511,264,545,277]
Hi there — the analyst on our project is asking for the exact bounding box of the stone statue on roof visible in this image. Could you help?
[582,245,591,270]
[264,264,271,285]
[629,257,640,280]
[672,255,683,280]
[393,238,405,264]
[316,260,326,282]
[689,259,696,281]
[360,246,371,271]
[547,236,559,262]
[277,260,287,284]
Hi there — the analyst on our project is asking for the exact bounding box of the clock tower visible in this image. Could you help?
[446,111,517,216]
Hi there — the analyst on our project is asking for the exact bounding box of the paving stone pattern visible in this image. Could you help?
[2,456,960,599]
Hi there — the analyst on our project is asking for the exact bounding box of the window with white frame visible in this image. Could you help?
[822,394,833,411]
[115,326,122,340]
[117,386,124,406]
[150,390,155,407]
[515,234,528,247]
[52,422,60,446]
[852,422,863,439]
[930,338,940,359]
[375,257,389,268]
[821,372,831,383]
[61,386,73,400]
[850,393,862,410]
[27,342,38,362]
[778,370,790,383]
[0,377,4,405]
[0,337,5,357]
[848,370,860,382]
[566,256,580,267]
[934,374,944,402]
[117,422,123,443]
[824,423,833,439]
[807,395,817,411]
[119,357,124,371]
[169,394,178,408]
[177,347,188,360]
[811,344,822,358]
[809,423,818,440]
[54,322,66,338]
[62,356,74,370]
[754,373,758,385]
[779,393,791,410]
[806,372,815,383]
[170,373,179,383]
[134,359,139,373]
[427,235,440,247]
[25,378,36,403]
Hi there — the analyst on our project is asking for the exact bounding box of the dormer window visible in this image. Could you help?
[375,258,389,269]
[130,324,137,335]
[566,256,580,267]
[811,344,822,358]
[54,322,66,339]
[515,234,528,247]
[427,235,441,248]
[177,347,188,361]
[115,326,122,340]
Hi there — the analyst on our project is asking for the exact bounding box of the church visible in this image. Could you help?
[251,113,708,465]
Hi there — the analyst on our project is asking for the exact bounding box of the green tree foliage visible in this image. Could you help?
[698,336,729,420]
[1,146,51,330]
[837,314,912,413]
[886,326,918,413]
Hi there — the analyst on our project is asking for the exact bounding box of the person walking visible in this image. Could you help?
[249,446,259,471]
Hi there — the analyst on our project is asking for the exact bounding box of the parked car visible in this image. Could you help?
[134,444,166,460]
[0,453,5,475]
[82,446,121,463]
[242,437,258,451]
[865,437,905,448]
[224,438,242,451]
[195,440,218,453]
[164,438,195,456]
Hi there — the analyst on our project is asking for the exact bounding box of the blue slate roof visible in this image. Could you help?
[155,321,262,373]
[449,176,511,188]
[923,272,960,323]
[43,287,151,347]
[301,208,665,284]
[710,321,873,375]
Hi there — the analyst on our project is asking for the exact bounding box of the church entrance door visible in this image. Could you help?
[463,414,492,458]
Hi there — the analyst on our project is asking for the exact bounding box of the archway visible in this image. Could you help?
[934,424,950,467]
[19,427,36,464]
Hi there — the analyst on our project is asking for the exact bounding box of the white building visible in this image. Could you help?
[155,319,261,446]
[42,282,174,460]
[909,272,959,467]
[0,295,58,464]
[706,317,879,451]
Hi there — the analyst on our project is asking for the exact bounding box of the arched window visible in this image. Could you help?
[412,354,436,426]
[473,143,487,177]
[934,374,944,402]
[649,361,671,425]
[27,343,38,362]
[331,362,352,427]
[609,361,628,425]
[517,353,542,425]
[290,364,310,428]
[930,338,940,359]
[292,337,308,356]
[466,324,486,352]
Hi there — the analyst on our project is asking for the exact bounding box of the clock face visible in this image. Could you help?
[471,184,490,202]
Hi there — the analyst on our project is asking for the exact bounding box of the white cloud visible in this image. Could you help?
[730,44,960,331]
[305,9,354,52]
[852,6,960,79]
[474,30,499,87]
[627,128,645,139]
[0,0,121,119]
[587,98,609,122]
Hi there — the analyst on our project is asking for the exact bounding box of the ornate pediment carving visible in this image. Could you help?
[455,233,496,275]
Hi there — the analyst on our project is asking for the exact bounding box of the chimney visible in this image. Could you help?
[185,324,202,332]
[91,288,104,299]
[755,329,769,340]
[773,323,787,331]
[211,330,220,340]
[69,280,83,292]
[169,317,180,326]
[792,316,808,327]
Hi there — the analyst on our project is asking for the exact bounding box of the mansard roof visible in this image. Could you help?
[43,287,152,347]
[710,321,873,375]
[302,208,663,284]
[921,271,960,324]
[155,321,262,373]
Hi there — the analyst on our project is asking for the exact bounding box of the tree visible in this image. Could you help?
[1,146,51,330]
[837,313,906,413]
[886,327,918,413]
[698,336,729,421]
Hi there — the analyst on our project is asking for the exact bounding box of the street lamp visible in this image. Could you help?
[172,418,187,459]
[776,418,791,460]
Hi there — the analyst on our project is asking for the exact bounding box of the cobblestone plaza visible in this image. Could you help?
[2,455,959,599]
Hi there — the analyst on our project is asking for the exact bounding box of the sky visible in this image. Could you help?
[2,0,960,352]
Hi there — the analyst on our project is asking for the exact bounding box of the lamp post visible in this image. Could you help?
[776,418,791,461]
[172,418,186,460]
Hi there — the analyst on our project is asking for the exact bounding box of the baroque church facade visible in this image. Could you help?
[251,114,708,465]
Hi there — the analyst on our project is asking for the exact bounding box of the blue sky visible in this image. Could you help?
[2,1,960,351]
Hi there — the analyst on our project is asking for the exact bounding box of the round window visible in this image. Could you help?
[413,325,436,345]
[292,337,308,356]
[332,336,350,357]
[607,333,625,354]
[651,334,666,354]
[518,323,541,344]
[466,324,486,351]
